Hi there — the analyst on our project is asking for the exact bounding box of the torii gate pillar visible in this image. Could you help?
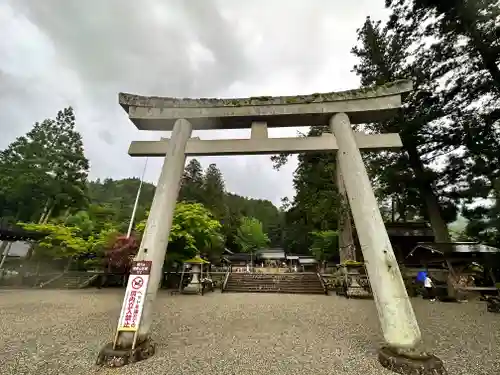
[331,113,446,373]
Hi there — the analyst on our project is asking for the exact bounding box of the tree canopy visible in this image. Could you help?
[0,107,89,224]
[136,202,224,263]
[235,217,270,254]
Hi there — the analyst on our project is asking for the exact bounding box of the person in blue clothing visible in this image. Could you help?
[416,268,435,301]
[424,273,436,301]
[416,269,428,284]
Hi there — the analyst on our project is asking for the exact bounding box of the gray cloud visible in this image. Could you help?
[1,0,389,205]
[7,0,251,97]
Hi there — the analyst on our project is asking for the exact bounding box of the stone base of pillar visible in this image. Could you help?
[183,283,202,294]
[378,346,447,375]
[96,338,156,368]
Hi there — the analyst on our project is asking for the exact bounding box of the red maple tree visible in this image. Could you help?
[104,235,139,273]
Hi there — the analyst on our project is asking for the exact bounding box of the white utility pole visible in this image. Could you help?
[0,241,13,272]
[126,157,149,238]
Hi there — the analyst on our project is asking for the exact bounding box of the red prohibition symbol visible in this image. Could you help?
[131,276,144,290]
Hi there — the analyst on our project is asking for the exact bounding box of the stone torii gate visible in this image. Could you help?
[98,81,446,374]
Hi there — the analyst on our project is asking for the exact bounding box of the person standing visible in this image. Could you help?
[424,274,436,302]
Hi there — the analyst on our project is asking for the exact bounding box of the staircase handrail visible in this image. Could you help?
[316,272,329,295]
[221,269,231,292]
[78,274,99,289]
[39,272,65,288]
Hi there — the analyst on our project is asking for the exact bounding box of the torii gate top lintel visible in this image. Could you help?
[119,79,412,132]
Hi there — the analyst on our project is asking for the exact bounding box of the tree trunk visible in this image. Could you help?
[336,157,356,262]
[403,139,459,298]
[42,204,55,224]
[63,207,71,219]
[64,257,73,272]
[24,241,36,260]
[391,196,396,222]
[403,139,451,243]
[38,199,51,224]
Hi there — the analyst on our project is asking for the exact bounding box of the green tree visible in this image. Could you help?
[136,202,224,263]
[18,222,96,267]
[63,210,95,237]
[385,0,500,237]
[464,181,500,247]
[387,0,500,92]
[17,208,119,270]
[235,217,270,257]
[351,16,456,241]
[272,127,342,254]
[0,107,89,223]
[224,193,283,248]
[179,159,205,204]
[310,230,339,270]
[203,163,226,216]
[87,178,155,232]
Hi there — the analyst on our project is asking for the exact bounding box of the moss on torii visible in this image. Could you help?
[119,79,412,109]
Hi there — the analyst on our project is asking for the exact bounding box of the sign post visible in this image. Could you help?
[113,260,152,350]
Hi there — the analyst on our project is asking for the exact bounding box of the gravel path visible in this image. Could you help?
[0,289,498,375]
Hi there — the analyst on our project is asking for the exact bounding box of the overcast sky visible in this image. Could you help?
[0,0,389,206]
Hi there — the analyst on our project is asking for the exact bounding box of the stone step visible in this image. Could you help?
[228,277,318,283]
[41,273,95,289]
[226,285,324,291]
[228,277,319,283]
[229,276,318,282]
[225,287,325,292]
[226,282,323,288]
[229,277,318,283]
[229,274,318,278]
[49,277,82,288]
[223,272,327,295]
[224,287,325,294]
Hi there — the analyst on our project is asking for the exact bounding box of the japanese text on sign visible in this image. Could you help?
[131,261,152,275]
[116,261,150,332]
[120,290,143,330]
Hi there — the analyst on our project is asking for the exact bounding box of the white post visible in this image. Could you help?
[330,113,421,349]
[0,241,13,271]
[126,158,149,238]
[117,119,192,347]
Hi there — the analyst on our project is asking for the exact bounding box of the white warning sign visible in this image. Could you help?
[116,261,152,332]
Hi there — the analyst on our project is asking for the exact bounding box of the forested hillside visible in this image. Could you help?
[86,168,283,251]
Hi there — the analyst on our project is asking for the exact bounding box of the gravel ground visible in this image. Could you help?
[0,289,498,375]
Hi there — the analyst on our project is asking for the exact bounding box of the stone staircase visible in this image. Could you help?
[39,272,98,289]
[223,272,327,295]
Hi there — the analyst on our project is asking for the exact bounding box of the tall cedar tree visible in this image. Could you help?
[179,159,205,204]
[0,107,89,223]
[351,17,457,241]
[272,126,342,254]
[385,0,500,241]
[203,163,226,217]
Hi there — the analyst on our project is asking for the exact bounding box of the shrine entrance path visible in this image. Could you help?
[0,289,498,375]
